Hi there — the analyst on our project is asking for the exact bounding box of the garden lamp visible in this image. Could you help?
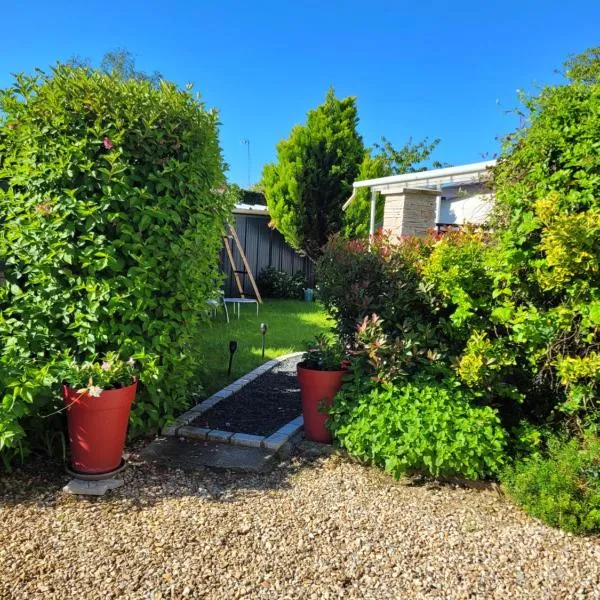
[228,340,238,376]
[260,323,268,358]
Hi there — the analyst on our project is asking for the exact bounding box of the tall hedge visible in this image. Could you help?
[0,65,232,464]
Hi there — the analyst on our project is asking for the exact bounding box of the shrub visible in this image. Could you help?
[328,375,506,480]
[317,232,435,342]
[256,267,306,299]
[502,428,600,534]
[0,65,232,465]
[301,334,347,371]
[422,230,494,334]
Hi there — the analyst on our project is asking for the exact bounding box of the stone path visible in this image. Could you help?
[141,437,281,473]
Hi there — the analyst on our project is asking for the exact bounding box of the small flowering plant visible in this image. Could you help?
[61,352,138,397]
[301,334,348,371]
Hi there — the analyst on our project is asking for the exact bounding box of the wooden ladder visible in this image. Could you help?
[222,223,262,303]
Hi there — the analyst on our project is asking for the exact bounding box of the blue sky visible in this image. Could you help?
[1,1,598,186]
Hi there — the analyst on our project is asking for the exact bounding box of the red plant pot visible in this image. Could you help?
[63,381,137,475]
[297,364,346,443]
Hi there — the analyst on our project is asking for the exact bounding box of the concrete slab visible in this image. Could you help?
[141,437,277,473]
[207,429,234,443]
[262,433,288,451]
[178,426,210,440]
[231,433,264,448]
[63,478,124,496]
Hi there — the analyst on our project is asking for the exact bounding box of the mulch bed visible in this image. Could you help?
[190,356,302,436]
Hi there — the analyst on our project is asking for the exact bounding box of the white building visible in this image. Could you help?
[345,160,496,236]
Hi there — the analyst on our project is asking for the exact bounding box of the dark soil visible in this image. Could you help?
[190,356,301,436]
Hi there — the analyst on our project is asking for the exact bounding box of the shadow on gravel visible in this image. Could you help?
[0,440,336,509]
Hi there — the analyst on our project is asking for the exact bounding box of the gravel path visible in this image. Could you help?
[1,445,598,600]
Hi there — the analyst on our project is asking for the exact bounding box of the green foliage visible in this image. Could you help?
[486,52,600,424]
[0,64,232,465]
[314,49,600,509]
[256,267,306,299]
[329,375,506,480]
[342,137,443,239]
[58,351,151,393]
[317,232,435,342]
[422,231,494,333]
[502,428,600,533]
[301,333,347,371]
[563,46,600,84]
[262,88,364,259]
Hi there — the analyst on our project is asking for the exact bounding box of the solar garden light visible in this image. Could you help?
[260,322,268,358]
[228,340,238,376]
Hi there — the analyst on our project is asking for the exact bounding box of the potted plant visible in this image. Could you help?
[61,352,138,475]
[297,335,348,443]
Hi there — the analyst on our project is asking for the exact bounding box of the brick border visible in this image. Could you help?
[162,352,305,452]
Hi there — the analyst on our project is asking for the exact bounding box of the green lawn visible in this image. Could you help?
[196,299,331,398]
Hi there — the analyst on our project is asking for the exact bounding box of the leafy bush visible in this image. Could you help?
[0,65,232,465]
[317,232,435,342]
[301,334,347,371]
[329,375,506,480]
[58,352,149,393]
[502,428,600,533]
[315,51,600,510]
[256,267,306,299]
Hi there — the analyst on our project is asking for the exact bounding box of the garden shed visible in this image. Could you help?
[221,197,314,297]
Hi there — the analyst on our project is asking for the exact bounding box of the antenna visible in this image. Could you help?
[241,139,251,188]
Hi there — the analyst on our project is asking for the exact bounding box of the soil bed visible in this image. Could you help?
[190,356,302,436]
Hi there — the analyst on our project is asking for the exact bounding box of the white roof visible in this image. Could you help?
[353,160,496,193]
[233,203,269,215]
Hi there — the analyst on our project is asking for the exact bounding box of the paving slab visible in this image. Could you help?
[63,478,124,496]
[140,437,278,473]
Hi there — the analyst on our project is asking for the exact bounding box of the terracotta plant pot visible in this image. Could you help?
[297,363,346,443]
[63,380,137,475]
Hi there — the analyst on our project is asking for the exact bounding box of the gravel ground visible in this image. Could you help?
[1,445,599,600]
[191,357,301,436]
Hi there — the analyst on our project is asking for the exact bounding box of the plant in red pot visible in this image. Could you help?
[297,335,348,443]
[61,352,139,476]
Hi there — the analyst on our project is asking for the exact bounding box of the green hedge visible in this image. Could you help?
[0,65,233,466]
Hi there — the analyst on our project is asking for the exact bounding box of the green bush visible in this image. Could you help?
[487,60,600,424]
[256,267,306,299]
[317,232,435,342]
[502,429,600,534]
[0,65,232,465]
[328,375,506,480]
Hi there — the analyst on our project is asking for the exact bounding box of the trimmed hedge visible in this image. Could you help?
[0,65,233,466]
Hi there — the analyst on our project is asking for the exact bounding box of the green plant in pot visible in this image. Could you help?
[60,352,141,475]
[297,335,348,443]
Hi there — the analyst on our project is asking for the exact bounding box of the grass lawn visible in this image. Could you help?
[196,299,331,398]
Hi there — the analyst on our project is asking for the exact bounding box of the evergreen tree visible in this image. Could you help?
[262,88,364,259]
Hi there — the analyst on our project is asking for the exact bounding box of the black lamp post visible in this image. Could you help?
[228,340,238,376]
[260,323,268,358]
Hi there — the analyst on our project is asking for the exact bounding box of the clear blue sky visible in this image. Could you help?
[1,1,598,187]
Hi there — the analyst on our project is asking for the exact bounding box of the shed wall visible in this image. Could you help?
[220,214,314,297]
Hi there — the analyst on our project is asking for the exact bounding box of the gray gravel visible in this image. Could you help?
[1,444,599,600]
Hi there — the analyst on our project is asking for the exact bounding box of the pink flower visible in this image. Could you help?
[101,361,111,371]
[103,137,114,150]
[36,203,52,214]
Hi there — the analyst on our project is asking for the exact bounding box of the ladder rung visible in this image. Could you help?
[233,270,247,274]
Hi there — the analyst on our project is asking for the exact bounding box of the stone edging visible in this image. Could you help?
[161,351,304,452]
